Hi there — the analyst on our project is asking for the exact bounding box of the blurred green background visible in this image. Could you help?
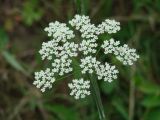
[0,0,160,120]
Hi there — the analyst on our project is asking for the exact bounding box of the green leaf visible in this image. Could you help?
[138,81,160,94]
[0,28,9,51]
[2,51,28,75]
[135,74,160,94]
[144,109,160,120]
[112,98,128,120]
[141,95,160,108]
[44,104,79,120]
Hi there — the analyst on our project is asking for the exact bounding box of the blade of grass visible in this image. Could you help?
[0,28,9,51]
[2,51,29,76]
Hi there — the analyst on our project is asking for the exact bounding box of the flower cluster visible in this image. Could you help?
[69,15,98,55]
[80,56,100,74]
[52,56,73,76]
[68,79,90,99]
[101,38,139,65]
[80,56,119,82]
[44,21,75,42]
[34,14,139,99]
[39,41,78,60]
[34,68,55,92]
[96,63,119,82]
[96,19,120,34]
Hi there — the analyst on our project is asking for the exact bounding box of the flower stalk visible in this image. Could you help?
[89,74,106,120]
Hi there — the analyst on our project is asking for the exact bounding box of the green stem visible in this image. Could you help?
[129,65,136,120]
[74,0,87,15]
[89,74,106,120]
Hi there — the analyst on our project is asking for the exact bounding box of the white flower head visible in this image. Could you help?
[68,79,90,99]
[34,14,139,99]
[80,56,119,82]
[44,21,75,42]
[101,38,139,65]
[96,63,119,82]
[96,19,120,34]
[34,68,55,92]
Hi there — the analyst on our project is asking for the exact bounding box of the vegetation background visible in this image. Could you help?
[0,0,160,120]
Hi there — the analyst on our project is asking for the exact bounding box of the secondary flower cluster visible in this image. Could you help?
[34,68,55,92]
[34,14,139,99]
[68,78,90,99]
[69,15,98,55]
[101,38,139,65]
[80,56,119,82]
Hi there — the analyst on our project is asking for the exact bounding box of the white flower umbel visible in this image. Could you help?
[116,45,139,65]
[69,15,98,55]
[69,15,90,29]
[44,21,75,42]
[34,68,55,92]
[102,38,139,65]
[80,56,119,82]
[96,63,119,82]
[101,38,120,54]
[59,42,78,57]
[80,56,100,74]
[52,55,73,76]
[96,19,120,34]
[68,78,90,99]
[39,40,59,60]
[39,40,78,60]
[34,14,139,99]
